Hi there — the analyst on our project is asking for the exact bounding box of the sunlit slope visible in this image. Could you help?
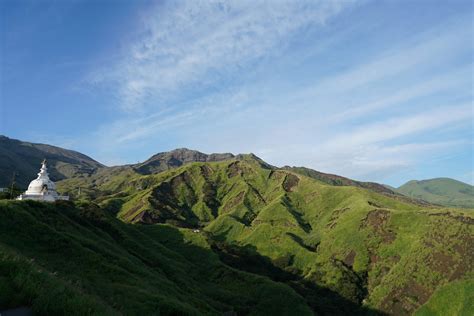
[281,165,395,194]
[397,178,474,208]
[58,156,474,315]
[0,200,316,315]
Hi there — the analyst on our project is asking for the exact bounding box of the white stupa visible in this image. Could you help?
[17,159,69,202]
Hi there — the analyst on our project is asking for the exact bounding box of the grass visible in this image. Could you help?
[414,279,474,316]
[0,200,317,315]
[8,155,474,315]
[396,178,474,208]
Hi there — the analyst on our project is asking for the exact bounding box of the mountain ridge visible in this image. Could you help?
[396,177,474,208]
[132,148,236,174]
[0,136,473,314]
[281,166,396,195]
[0,135,103,188]
[1,135,469,208]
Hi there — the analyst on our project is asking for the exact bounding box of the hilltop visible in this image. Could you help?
[0,136,103,188]
[133,148,235,174]
[396,178,474,208]
[281,166,396,195]
[3,136,464,208]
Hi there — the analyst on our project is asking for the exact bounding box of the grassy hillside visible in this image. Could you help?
[0,136,103,188]
[133,148,235,175]
[3,200,369,315]
[281,166,395,195]
[397,178,474,208]
[56,156,474,315]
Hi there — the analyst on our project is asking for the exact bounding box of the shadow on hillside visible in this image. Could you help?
[142,224,385,316]
[0,200,385,315]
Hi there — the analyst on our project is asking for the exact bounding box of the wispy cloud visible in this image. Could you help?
[89,0,356,111]
[327,67,471,124]
[248,102,471,179]
[326,103,472,149]
[93,88,249,144]
[81,1,472,185]
[307,105,472,179]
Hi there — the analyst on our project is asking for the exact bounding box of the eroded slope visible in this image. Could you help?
[58,156,474,315]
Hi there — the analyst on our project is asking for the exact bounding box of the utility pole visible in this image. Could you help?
[10,171,16,199]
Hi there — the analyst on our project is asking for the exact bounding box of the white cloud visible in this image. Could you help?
[81,2,472,185]
[326,103,472,150]
[328,67,471,124]
[248,103,472,181]
[90,0,356,111]
[94,88,249,145]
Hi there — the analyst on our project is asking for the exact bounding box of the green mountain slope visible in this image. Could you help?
[57,155,474,315]
[3,200,367,315]
[0,136,104,188]
[397,178,474,208]
[2,138,473,314]
[281,166,395,195]
[133,148,235,174]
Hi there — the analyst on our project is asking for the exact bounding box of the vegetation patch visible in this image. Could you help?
[17,157,474,315]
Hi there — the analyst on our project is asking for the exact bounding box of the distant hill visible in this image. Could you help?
[0,136,104,188]
[282,166,396,195]
[396,178,474,208]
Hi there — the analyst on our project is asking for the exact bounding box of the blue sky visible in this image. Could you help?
[1,0,473,186]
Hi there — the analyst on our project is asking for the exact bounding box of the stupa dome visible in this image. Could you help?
[25,160,56,194]
[26,178,56,194]
[17,160,69,202]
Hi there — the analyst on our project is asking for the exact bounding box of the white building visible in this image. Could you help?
[17,160,69,202]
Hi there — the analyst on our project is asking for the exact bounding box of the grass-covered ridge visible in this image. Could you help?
[1,200,332,315]
[55,156,474,315]
[396,178,474,208]
[0,135,103,188]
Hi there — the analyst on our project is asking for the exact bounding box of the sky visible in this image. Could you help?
[0,0,473,187]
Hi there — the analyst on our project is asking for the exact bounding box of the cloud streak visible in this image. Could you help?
[81,1,472,185]
[90,0,356,111]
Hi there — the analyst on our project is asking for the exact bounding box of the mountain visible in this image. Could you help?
[0,136,104,188]
[0,135,418,202]
[382,184,397,191]
[56,155,473,315]
[1,138,473,314]
[132,148,235,174]
[132,148,277,175]
[282,166,397,195]
[396,178,474,208]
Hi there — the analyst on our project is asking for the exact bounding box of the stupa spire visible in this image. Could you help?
[38,159,49,179]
